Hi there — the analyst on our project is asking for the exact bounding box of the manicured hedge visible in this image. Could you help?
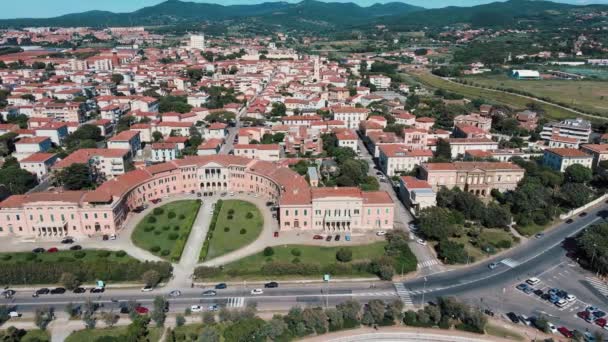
[198,200,223,262]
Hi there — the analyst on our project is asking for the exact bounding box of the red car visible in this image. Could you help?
[151,199,162,204]
[135,306,149,315]
[558,327,573,338]
[273,232,279,238]
[47,247,59,253]
[596,318,607,328]
[313,235,324,240]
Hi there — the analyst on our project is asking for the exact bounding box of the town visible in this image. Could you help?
[0,0,607,341]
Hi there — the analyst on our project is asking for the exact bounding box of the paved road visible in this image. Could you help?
[357,137,442,275]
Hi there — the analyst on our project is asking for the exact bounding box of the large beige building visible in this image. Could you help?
[420,162,525,197]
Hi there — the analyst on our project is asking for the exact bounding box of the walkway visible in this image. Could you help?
[167,199,213,288]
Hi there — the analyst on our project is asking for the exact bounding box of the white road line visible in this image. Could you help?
[500,258,520,268]
[417,259,439,268]
[393,283,413,305]
[586,277,608,297]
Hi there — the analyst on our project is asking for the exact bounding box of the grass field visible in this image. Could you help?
[407,71,608,123]
[465,74,608,115]
[204,200,264,261]
[450,228,516,262]
[0,329,50,342]
[485,323,525,341]
[131,200,201,262]
[0,249,138,264]
[212,242,388,280]
[66,326,162,342]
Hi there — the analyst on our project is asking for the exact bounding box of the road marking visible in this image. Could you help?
[500,258,520,268]
[393,283,413,306]
[227,297,245,308]
[586,277,608,297]
[417,259,439,268]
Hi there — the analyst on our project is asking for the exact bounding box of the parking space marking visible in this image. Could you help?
[586,277,608,297]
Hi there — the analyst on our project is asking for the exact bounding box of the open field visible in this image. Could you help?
[131,200,202,262]
[66,326,162,342]
[203,242,388,280]
[406,71,608,123]
[204,200,263,261]
[464,74,608,115]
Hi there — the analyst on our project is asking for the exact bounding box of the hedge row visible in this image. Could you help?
[169,199,202,262]
[0,259,172,285]
[198,199,223,262]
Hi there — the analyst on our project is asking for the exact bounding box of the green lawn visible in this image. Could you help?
[66,326,162,342]
[208,242,388,280]
[204,200,264,261]
[485,324,525,341]
[132,200,202,262]
[0,249,138,264]
[450,228,516,262]
[514,222,551,237]
[465,74,608,116]
[408,71,608,123]
[0,329,50,342]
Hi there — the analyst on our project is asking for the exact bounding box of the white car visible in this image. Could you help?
[191,305,203,313]
[376,231,387,236]
[416,239,427,246]
[566,294,577,302]
[526,277,541,286]
[141,286,153,292]
[548,322,558,334]
[8,311,21,318]
[229,192,235,196]
[250,288,264,295]
[109,234,117,240]
[555,299,568,308]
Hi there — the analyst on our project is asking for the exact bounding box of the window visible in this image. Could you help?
[285,210,289,216]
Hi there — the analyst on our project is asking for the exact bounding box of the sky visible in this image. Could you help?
[1,0,607,19]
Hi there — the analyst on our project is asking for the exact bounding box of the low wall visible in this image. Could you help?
[560,193,608,219]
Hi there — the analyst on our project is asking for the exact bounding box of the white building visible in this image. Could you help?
[151,143,179,162]
[399,176,436,216]
[541,118,592,144]
[332,107,369,130]
[369,75,392,89]
[542,148,593,172]
[189,34,205,50]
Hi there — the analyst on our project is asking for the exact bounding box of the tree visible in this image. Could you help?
[0,164,38,194]
[336,300,361,326]
[560,182,591,208]
[437,240,470,264]
[223,317,266,342]
[263,247,275,257]
[434,139,451,160]
[175,314,186,327]
[262,316,288,340]
[270,102,286,117]
[116,115,136,133]
[34,307,54,330]
[325,308,344,331]
[111,74,124,85]
[564,164,592,184]
[199,327,220,342]
[124,316,151,341]
[577,223,608,274]
[336,248,353,262]
[419,207,459,240]
[151,296,167,327]
[141,270,161,287]
[366,299,386,325]
[481,203,512,229]
[55,163,93,190]
[65,124,102,147]
[59,272,80,290]
[202,311,215,324]
[152,131,163,142]
[102,312,119,328]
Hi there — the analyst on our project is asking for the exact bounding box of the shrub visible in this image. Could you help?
[168,211,176,219]
[153,208,164,216]
[178,214,186,220]
[162,226,170,231]
[148,216,157,224]
[246,212,254,219]
[224,227,230,232]
[292,258,300,264]
[494,239,512,249]
[144,226,155,232]
[97,250,111,258]
[336,248,352,262]
[1,254,12,261]
[228,209,235,215]
[168,233,179,240]
[240,228,247,235]
[173,226,180,231]
[150,246,161,253]
[154,231,162,236]
[227,215,234,220]
[161,249,171,256]
[291,248,301,257]
[193,266,221,279]
[73,251,86,259]
[25,253,37,261]
[263,247,274,257]
[115,251,127,257]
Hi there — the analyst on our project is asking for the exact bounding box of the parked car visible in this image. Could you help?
[35,288,50,295]
[334,234,340,241]
[32,247,45,253]
[558,327,574,338]
[102,235,109,241]
[595,318,607,328]
[313,235,324,240]
[535,233,544,239]
[556,299,568,308]
[61,238,74,244]
[516,283,529,292]
[264,282,279,288]
[533,289,544,296]
[488,263,498,270]
[566,294,577,302]
[208,304,219,312]
[523,286,534,295]
[8,311,21,318]
[141,286,153,292]
[526,277,541,286]
[202,290,217,297]
[215,283,227,290]
[273,231,279,238]
[73,287,86,294]
[109,234,116,240]
[132,206,144,213]
[191,305,203,313]
[566,219,574,224]
[416,239,427,246]
[593,310,607,319]
[506,312,520,323]
[483,309,495,317]
[325,236,332,242]
[345,235,351,241]
[578,311,591,321]
[90,287,105,293]
[548,288,559,296]
[70,245,82,251]
[548,322,558,334]
[2,290,16,298]
[251,289,264,295]
[47,247,59,253]
[376,231,387,236]
[135,306,149,315]
[579,212,588,217]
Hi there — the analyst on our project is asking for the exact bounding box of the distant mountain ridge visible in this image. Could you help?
[0,0,424,29]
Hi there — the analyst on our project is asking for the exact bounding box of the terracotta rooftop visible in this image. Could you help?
[400,176,432,189]
[545,148,591,158]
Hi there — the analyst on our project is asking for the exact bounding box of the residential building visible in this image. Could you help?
[448,138,499,158]
[454,113,492,131]
[581,144,608,169]
[233,144,281,161]
[378,145,433,176]
[399,176,436,216]
[335,130,359,153]
[107,130,141,158]
[542,148,593,172]
[53,148,130,180]
[541,118,592,144]
[332,107,369,129]
[19,153,58,180]
[151,143,179,162]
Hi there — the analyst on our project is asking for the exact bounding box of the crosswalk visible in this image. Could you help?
[393,283,413,306]
[500,258,520,268]
[352,291,395,297]
[226,297,245,308]
[586,277,608,297]
[417,259,440,269]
